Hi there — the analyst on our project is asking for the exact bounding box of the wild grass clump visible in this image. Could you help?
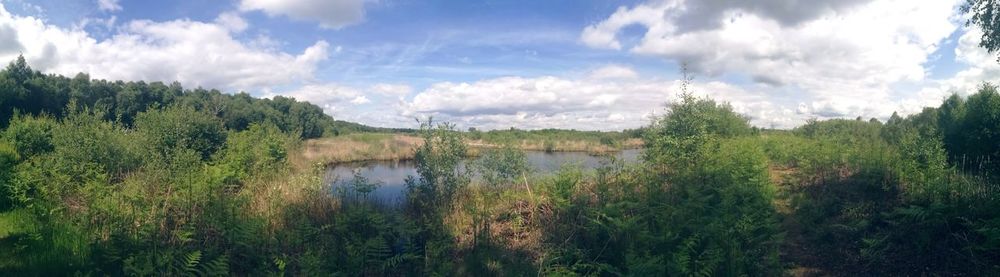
[295,133,423,167]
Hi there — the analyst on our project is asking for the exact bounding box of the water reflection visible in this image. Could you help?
[325,149,642,203]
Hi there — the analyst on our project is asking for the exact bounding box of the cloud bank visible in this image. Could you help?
[239,0,367,29]
[581,0,965,125]
[0,4,329,91]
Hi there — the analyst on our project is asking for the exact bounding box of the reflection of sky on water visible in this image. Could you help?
[326,149,642,204]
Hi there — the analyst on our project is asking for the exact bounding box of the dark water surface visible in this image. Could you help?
[325,149,642,203]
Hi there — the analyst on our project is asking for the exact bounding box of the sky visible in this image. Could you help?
[0,0,997,130]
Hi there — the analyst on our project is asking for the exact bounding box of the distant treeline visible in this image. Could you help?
[0,55,340,138]
[331,119,416,134]
[466,127,643,143]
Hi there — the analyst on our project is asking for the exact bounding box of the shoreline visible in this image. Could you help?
[293,133,644,167]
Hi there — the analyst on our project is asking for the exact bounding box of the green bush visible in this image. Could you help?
[663,138,781,276]
[0,142,17,210]
[644,92,752,167]
[404,120,470,275]
[2,114,56,159]
[474,145,529,190]
[136,105,227,161]
[215,123,291,183]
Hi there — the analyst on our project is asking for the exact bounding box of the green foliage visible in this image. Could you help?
[798,117,883,144]
[469,127,633,148]
[543,165,583,209]
[964,0,1000,61]
[905,84,1000,177]
[215,123,291,183]
[662,138,781,276]
[54,109,143,176]
[955,84,1000,172]
[650,93,752,140]
[536,78,778,276]
[408,119,470,211]
[474,145,530,189]
[0,142,16,210]
[2,114,56,159]
[0,56,341,139]
[136,105,227,160]
[644,88,752,167]
[329,119,416,136]
[4,55,1000,275]
[404,119,469,275]
[769,87,1000,275]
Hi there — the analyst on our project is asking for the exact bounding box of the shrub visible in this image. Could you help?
[2,114,56,159]
[644,92,752,168]
[135,105,227,161]
[0,142,17,210]
[474,145,529,190]
[215,123,291,183]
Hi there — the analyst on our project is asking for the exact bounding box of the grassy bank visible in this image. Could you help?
[296,132,644,167]
[293,133,424,167]
[467,137,643,153]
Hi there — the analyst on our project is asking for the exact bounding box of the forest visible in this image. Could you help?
[0,51,999,276]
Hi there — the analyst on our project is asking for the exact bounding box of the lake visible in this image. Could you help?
[325,149,642,203]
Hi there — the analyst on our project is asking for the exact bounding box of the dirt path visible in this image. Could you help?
[771,167,833,277]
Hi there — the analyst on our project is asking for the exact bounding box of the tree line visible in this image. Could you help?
[0,55,337,139]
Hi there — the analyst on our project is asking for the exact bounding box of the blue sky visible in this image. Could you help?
[0,0,997,130]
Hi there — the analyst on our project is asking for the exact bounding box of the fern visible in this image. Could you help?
[382,252,419,271]
[180,250,202,276]
[123,254,155,276]
[272,256,287,276]
[200,254,229,277]
[672,235,723,277]
[365,237,392,260]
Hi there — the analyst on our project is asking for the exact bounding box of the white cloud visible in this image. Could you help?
[97,0,122,12]
[901,26,1000,111]
[581,4,664,50]
[239,0,367,29]
[76,15,117,31]
[0,22,22,55]
[589,64,639,79]
[350,95,371,104]
[941,27,1000,93]
[275,83,371,115]
[215,11,248,33]
[370,83,412,98]
[0,4,329,92]
[399,75,798,130]
[583,0,964,124]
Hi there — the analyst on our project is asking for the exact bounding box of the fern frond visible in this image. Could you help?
[182,250,202,276]
[201,254,229,277]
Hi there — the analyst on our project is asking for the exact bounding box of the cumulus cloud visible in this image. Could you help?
[0,4,329,91]
[275,84,372,115]
[900,26,1000,113]
[940,27,1000,93]
[588,64,638,79]
[582,0,963,123]
[0,23,23,55]
[97,0,122,12]
[398,75,799,130]
[370,83,412,98]
[215,11,248,33]
[239,0,367,29]
[666,0,872,32]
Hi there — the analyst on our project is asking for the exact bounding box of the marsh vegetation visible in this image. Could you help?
[0,54,999,276]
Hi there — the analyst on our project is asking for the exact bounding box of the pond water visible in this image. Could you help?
[325,149,642,203]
